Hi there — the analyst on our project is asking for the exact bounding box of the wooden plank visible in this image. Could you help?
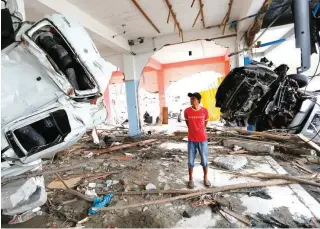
[47,177,81,189]
[222,0,233,34]
[163,107,168,124]
[235,172,320,187]
[131,0,160,33]
[199,0,205,27]
[95,179,293,211]
[220,207,251,226]
[292,162,314,174]
[166,7,171,23]
[233,128,299,142]
[191,0,195,7]
[192,8,202,27]
[298,134,320,153]
[164,0,183,41]
[92,139,158,155]
[50,188,94,202]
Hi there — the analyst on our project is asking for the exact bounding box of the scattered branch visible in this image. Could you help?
[94,179,293,211]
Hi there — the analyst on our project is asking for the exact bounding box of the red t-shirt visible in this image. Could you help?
[184,107,209,142]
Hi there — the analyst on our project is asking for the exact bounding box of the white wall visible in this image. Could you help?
[253,39,320,91]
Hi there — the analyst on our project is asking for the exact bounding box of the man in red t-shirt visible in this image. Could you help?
[184,92,210,188]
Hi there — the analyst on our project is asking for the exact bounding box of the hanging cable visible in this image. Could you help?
[229,4,291,57]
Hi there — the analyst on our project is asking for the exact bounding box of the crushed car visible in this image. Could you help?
[1,0,115,216]
[1,12,114,176]
[216,60,320,142]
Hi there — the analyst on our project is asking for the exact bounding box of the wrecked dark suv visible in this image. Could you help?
[216,62,278,124]
[216,61,320,142]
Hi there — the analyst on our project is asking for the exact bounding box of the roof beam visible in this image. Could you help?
[245,0,272,47]
[192,4,202,27]
[222,0,234,35]
[199,0,205,28]
[192,1,204,28]
[131,0,160,34]
[191,0,196,8]
[237,0,265,32]
[164,0,183,41]
[35,0,131,53]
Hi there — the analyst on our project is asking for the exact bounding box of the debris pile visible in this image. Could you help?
[1,126,320,227]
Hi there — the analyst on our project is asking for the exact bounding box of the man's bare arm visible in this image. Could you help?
[205,121,208,127]
[185,120,189,127]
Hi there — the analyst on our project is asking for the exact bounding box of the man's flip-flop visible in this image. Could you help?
[204,180,211,187]
[188,180,195,189]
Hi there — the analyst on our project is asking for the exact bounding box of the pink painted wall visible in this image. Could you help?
[139,56,227,93]
[140,71,158,92]
[163,61,225,91]
[106,55,230,123]
[108,56,229,93]
[103,85,112,120]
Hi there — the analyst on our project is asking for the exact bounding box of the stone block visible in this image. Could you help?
[213,156,248,170]
[223,139,274,154]
[3,186,47,215]
[1,177,43,209]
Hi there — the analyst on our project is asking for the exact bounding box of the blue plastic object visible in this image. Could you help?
[247,125,256,132]
[244,56,251,66]
[88,193,113,215]
[313,3,320,17]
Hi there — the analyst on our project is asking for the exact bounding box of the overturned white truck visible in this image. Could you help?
[1,0,114,216]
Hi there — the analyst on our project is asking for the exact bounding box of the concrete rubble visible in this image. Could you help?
[223,139,275,154]
[2,176,47,216]
[3,187,47,215]
[213,155,248,170]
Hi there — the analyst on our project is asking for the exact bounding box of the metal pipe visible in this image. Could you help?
[293,0,311,73]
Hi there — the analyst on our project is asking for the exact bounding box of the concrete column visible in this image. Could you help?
[123,55,140,136]
[103,85,112,120]
[157,69,166,124]
[122,52,153,136]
